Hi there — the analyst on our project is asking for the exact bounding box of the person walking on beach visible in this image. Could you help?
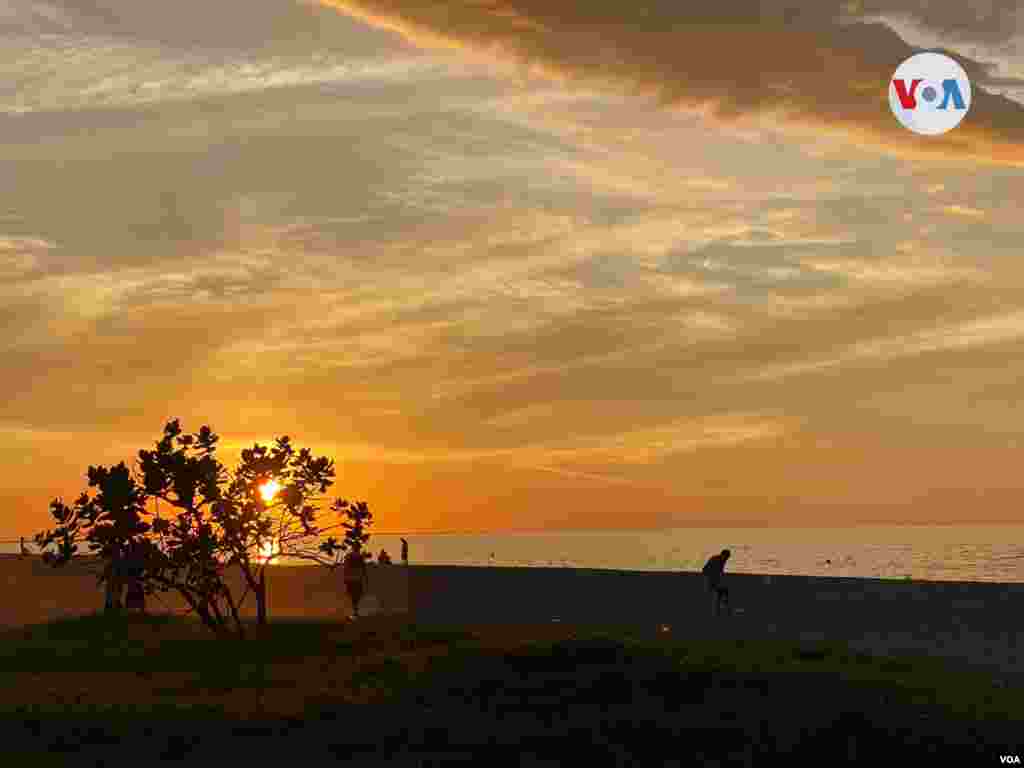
[343,546,369,619]
[400,538,408,565]
[702,549,731,617]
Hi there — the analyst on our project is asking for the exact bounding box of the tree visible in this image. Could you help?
[212,434,353,624]
[36,419,366,637]
[325,498,374,558]
[35,463,150,615]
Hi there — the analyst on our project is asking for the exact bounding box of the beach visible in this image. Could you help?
[411,566,1024,685]
[2,555,1021,685]
[0,555,409,628]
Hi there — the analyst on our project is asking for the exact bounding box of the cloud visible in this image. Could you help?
[6,1,1024,530]
[0,424,79,442]
[853,1,1021,47]
[0,235,53,279]
[323,0,1024,167]
[857,2,1023,97]
[235,412,787,469]
[0,0,460,114]
[747,308,1024,381]
[529,413,787,465]
[0,39,450,113]
[940,204,987,218]
[799,254,984,286]
[0,0,413,53]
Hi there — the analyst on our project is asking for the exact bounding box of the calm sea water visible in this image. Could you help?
[5,526,1023,583]
[365,526,1024,584]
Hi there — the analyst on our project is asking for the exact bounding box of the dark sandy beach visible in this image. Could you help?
[0,554,409,627]
[407,566,1024,685]
[3,555,1020,684]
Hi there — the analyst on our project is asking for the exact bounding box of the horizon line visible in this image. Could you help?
[3,519,1024,544]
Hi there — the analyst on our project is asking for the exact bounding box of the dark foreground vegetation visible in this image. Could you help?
[0,613,1020,765]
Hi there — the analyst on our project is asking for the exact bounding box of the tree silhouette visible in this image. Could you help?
[36,419,368,637]
[35,462,150,614]
[216,434,361,623]
[319,498,374,564]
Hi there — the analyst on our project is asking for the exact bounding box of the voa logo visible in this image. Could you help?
[1000,756,1021,765]
[889,51,971,135]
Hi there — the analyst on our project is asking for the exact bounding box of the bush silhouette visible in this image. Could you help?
[36,419,374,637]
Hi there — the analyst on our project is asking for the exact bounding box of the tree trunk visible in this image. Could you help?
[104,557,123,615]
[208,591,226,628]
[176,586,220,635]
[222,588,246,639]
[104,580,118,614]
[257,568,267,625]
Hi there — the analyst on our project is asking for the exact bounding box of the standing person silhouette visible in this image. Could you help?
[702,549,732,617]
[400,538,409,565]
[343,546,369,619]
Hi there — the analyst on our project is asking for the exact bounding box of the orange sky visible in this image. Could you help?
[2,0,1024,536]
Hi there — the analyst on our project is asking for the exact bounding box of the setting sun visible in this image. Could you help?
[259,479,281,503]
[258,539,277,563]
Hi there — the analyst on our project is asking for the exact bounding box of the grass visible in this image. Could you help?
[0,612,1020,763]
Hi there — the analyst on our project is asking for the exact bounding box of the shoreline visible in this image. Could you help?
[6,552,1020,584]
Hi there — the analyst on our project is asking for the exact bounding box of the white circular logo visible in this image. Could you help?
[889,52,971,135]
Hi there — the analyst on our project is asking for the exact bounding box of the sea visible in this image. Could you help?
[5,526,1023,583]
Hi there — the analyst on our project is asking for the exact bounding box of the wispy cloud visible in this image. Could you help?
[226,412,787,469]
[0,235,53,279]
[324,0,1024,167]
[748,308,1024,381]
[530,413,787,465]
[940,204,987,218]
[800,256,984,286]
[4,0,1024,529]
[0,40,452,113]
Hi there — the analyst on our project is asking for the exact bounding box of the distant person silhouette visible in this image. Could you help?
[702,549,731,616]
[343,548,369,619]
[400,538,408,565]
[378,549,392,565]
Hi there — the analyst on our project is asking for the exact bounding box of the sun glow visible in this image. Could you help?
[259,479,281,503]
[259,539,278,564]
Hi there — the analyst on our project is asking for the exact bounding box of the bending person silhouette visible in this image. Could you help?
[702,549,731,616]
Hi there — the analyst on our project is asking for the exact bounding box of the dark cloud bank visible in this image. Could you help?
[326,0,1024,166]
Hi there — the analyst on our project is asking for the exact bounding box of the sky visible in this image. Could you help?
[2,0,1024,534]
